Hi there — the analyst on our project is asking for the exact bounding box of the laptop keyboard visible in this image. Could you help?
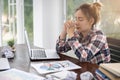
[31,49,47,59]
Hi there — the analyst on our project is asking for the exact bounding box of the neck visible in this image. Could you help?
[82,29,91,38]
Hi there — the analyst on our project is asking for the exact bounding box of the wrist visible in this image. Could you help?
[67,33,74,38]
[60,30,67,39]
[60,33,67,40]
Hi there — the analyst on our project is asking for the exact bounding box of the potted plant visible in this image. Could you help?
[7,39,15,52]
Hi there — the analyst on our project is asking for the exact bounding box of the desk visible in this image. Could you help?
[0,44,98,80]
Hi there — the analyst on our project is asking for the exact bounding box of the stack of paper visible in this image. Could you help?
[0,58,10,71]
[100,63,120,77]
[98,63,120,80]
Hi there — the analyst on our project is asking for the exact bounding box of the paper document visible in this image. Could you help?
[46,70,77,80]
[0,69,45,80]
[31,60,81,74]
[0,58,10,70]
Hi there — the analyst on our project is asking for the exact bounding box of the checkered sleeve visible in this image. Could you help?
[56,31,81,53]
[68,34,108,62]
[56,36,71,53]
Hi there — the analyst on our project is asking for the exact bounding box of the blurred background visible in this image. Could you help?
[0,0,120,49]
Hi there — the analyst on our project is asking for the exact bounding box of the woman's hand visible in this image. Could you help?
[64,20,75,38]
[60,20,75,40]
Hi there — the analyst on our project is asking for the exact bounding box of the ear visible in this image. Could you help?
[89,18,94,25]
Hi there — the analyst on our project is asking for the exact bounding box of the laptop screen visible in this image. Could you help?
[24,29,31,55]
[24,28,60,60]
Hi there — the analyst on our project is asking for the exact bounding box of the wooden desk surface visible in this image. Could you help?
[0,44,98,80]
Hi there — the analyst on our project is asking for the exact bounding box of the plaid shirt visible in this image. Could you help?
[56,28,111,65]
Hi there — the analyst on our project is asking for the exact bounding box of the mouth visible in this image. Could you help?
[75,27,80,30]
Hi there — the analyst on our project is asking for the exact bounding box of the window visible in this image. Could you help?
[24,0,33,44]
[2,0,16,46]
[66,0,93,19]
[100,0,120,40]
[1,0,33,46]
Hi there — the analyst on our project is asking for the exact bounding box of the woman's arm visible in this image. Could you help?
[56,20,75,53]
[56,38,71,53]
[67,34,110,63]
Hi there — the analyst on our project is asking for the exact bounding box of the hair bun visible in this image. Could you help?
[93,2,103,10]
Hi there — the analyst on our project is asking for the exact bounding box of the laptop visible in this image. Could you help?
[24,29,60,60]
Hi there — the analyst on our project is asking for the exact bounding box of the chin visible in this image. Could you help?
[76,29,80,33]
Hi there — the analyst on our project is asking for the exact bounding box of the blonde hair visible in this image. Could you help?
[75,2,102,25]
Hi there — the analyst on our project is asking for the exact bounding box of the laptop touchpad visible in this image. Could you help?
[45,49,59,58]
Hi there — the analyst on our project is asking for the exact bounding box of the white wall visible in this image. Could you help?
[33,0,64,49]
[33,0,43,48]
[16,0,25,44]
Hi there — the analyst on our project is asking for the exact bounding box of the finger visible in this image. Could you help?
[65,23,70,29]
[64,20,74,29]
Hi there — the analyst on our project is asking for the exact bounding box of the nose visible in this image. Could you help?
[74,20,79,27]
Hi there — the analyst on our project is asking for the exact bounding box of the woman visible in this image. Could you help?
[56,2,111,65]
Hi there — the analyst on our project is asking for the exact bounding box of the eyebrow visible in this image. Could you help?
[75,17,84,20]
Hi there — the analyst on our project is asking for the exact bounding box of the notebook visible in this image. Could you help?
[24,28,60,60]
[100,63,120,77]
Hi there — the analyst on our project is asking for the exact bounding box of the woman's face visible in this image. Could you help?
[74,10,93,33]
